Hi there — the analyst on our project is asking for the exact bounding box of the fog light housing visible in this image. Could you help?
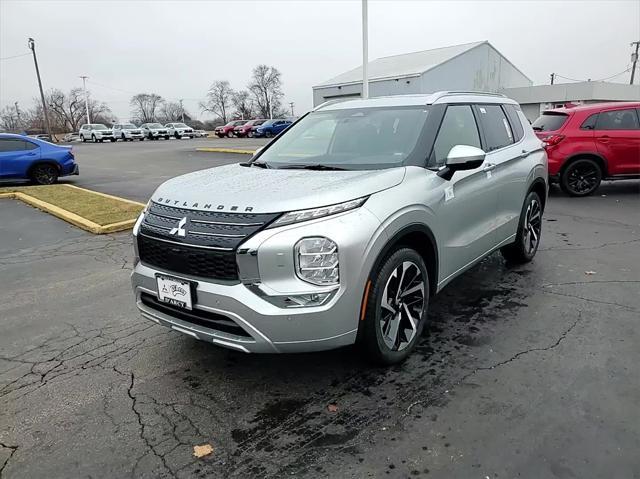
[283,292,332,308]
[295,237,339,285]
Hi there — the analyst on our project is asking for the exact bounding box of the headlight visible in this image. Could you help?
[295,237,339,285]
[271,197,367,227]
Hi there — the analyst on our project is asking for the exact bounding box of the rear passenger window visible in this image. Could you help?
[0,139,29,152]
[595,109,639,130]
[23,141,38,150]
[476,104,514,151]
[580,114,598,130]
[430,105,481,166]
[503,104,524,142]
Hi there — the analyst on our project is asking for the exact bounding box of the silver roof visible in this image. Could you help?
[315,91,517,111]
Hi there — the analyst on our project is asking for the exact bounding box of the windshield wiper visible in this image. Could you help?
[278,164,347,171]
[240,161,271,168]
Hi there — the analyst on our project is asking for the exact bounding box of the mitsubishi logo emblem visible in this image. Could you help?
[169,217,187,237]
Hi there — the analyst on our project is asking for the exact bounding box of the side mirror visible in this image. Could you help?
[437,145,486,181]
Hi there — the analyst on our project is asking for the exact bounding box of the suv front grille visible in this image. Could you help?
[138,234,239,280]
[138,202,280,281]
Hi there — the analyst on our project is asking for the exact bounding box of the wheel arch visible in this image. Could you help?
[27,159,61,177]
[561,152,608,177]
[527,177,548,212]
[369,223,439,298]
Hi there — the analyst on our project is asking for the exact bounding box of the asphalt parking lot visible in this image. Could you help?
[1,140,639,478]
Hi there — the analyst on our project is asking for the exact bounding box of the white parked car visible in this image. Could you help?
[113,123,144,141]
[79,124,115,143]
[193,130,208,138]
[165,123,195,139]
[140,123,170,140]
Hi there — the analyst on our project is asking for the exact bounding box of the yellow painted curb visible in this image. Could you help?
[196,147,255,155]
[0,191,138,234]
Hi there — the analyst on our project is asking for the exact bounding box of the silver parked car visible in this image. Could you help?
[131,91,547,364]
[113,123,144,141]
[140,123,170,140]
[165,122,195,139]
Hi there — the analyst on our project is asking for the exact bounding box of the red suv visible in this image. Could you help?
[233,119,266,138]
[214,120,248,138]
[532,102,640,196]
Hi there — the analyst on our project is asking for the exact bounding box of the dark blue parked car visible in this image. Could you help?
[252,119,293,138]
[0,133,79,185]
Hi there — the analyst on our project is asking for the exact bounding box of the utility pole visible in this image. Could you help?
[361,0,369,99]
[550,73,555,85]
[28,37,53,141]
[631,41,640,85]
[269,93,273,119]
[179,99,185,122]
[79,76,90,124]
[289,101,294,116]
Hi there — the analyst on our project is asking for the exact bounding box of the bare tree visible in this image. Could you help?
[46,88,88,131]
[0,105,22,132]
[231,90,254,120]
[248,65,283,119]
[130,93,164,123]
[200,80,234,123]
[158,101,185,123]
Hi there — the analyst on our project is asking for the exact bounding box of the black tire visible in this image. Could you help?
[30,163,59,185]
[110,138,116,142]
[174,132,181,139]
[560,158,602,196]
[227,130,234,138]
[81,135,87,143]
[359,248,429,365]
[247,131,254,138]
[99,139,104,143]
[265,131,273,138]
[500,191,543,264]
[121,134,126,141]
[139,138,144,141]
[91,134,97,143]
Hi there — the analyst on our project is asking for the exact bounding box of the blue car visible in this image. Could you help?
[252,119,293,138]
[0,133,79,185]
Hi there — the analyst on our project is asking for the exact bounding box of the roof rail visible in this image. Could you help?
[431,90,507,102]
[313,98,353,111]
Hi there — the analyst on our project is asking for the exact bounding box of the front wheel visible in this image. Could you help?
[560,158,602,196]
[265,131,273,138]
[359,248,429,365]
[500,191,543,264]
[227,131,234,138]
[81,135,87,143]
[247,131,253,138]
[164,135,170,140]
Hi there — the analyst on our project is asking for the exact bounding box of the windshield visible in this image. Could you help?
[123,124,136,129]
[92,124,109,130]
[175,123,189,128]
[233,120,248,126]
[148,123,163,128]
[256,106,429,170]
[532,112,568,132]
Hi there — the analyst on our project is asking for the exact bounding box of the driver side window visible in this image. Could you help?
[430,105,481,167]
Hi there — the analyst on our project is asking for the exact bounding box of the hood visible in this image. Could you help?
[151,163,406,214]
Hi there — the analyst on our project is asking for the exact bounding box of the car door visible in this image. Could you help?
[431,104,499,281]
[475,103,528,244]
[594,107,640,175]
[0,138,40,178]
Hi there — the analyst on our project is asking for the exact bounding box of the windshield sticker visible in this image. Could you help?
[479,107,486,114]
[445,186,454,202]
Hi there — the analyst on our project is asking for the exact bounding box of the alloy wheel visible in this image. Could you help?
[567,163,599,194]
[34,165,57,185]
[522,198,542,256]
[379,261,426,351]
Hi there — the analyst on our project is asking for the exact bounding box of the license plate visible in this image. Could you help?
[156,274,193,310]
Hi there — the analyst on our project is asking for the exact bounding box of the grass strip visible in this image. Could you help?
[0,184,144,227]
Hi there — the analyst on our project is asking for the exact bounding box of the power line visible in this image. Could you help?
[0,52,30,61]
[554,65,633,84]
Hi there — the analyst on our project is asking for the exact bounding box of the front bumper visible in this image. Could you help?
[130,206,383,354]
[125,132,144,138]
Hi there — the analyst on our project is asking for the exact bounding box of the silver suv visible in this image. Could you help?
[131,92,547,364]
[112,123,144,141]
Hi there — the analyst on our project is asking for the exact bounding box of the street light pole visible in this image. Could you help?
[289,102,294,116]
[14,101,21,128]
[179,99,185,122]
[361,0,369,99]
[28,37,53,141]
[80,76,91,124]
[631,41,640,85]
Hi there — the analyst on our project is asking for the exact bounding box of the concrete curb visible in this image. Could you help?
[196,147,255,155]
[0,191,138,234]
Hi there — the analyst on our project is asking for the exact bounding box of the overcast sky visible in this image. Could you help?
[1,0,639,122]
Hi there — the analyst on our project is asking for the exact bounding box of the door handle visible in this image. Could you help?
[482,163,496,172]
[597,136,609,143]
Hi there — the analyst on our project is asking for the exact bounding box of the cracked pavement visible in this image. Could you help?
[1,154,639,478]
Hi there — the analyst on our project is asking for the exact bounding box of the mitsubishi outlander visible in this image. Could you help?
[131,92,547,364]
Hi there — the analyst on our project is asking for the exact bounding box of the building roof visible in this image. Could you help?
[503,81,640,104]
[314,41,487,88]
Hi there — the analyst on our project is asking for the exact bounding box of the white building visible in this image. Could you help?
[312,40,532,107]
[503,81,640,122]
